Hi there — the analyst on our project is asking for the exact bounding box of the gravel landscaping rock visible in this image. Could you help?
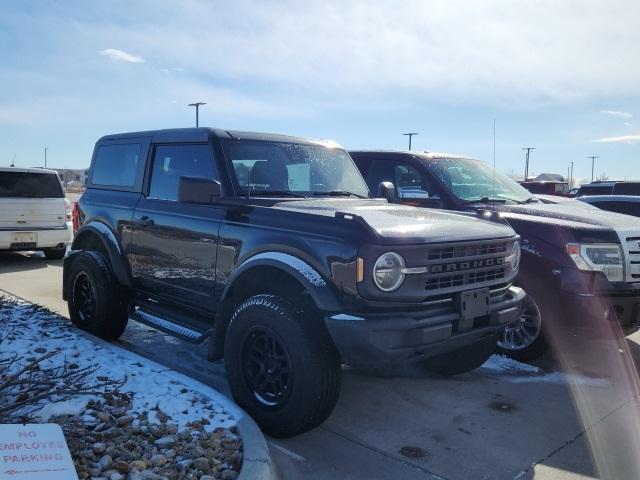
[59,398,243,479]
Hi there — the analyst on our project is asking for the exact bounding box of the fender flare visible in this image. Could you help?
[219,252,342,312]
[71,221,131,287]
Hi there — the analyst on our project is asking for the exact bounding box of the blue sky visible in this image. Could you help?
[1,0,639,183]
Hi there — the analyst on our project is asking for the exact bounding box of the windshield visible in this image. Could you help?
[223,140,369,198]
[0,171,64,198]
[428,157,533,203]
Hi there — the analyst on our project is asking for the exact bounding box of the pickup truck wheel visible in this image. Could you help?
[496,292,548,362]
[67,251,129,340]
[225,294,341,438]
[420,333,498,376]
[43,247,66,260]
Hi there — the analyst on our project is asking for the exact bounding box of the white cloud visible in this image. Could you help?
[593,134,640,143]
[601,110,633,119]
[99,48,144,63]
[76,0,640,105]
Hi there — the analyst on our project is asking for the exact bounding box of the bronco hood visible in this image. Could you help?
[274,199,516,244]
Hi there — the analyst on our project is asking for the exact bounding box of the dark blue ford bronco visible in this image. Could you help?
[63,128,525,437]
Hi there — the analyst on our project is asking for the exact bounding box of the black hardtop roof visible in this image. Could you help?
[349,150,474,160]
[97,127,340,147]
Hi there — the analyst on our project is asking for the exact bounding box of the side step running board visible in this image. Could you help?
[130,307,213,344]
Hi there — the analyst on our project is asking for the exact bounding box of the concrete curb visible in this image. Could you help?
[237,415,278,480]
[0,290,277,480]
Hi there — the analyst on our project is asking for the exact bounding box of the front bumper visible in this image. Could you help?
[0,224,73,250]
[324,286,526,368]
[561,283,640,330]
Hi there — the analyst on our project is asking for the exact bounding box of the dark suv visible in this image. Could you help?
[350,150,640,361]
[63,129,525,437]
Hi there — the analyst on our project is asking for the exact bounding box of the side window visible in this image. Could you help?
[601,201,640,217]
[149,144,219,201]
[92,143,141,187]
[366,160,437,197]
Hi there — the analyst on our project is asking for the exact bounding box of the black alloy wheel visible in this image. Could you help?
[73,272,96,323]
[242,326,293,407]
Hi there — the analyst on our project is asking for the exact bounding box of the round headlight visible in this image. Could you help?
[510,240,521,271]
[373,252,406,292]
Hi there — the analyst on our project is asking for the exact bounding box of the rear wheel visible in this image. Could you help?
[496,292,548,362]
[43,247,66,260]
[420,334,498,376]
[67,251,129,340]
[224,294,341,438]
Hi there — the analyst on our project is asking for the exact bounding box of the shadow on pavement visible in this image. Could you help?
[0,251,59,273]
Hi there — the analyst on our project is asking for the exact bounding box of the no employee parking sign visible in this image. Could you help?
[0,424,78,480]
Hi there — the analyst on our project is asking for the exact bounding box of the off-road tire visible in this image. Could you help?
[67,251,129,340]
[43,247,66,260]
[224,294,341,438]
[420,333,498,376]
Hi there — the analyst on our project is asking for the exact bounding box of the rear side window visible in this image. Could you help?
[92,143,141,187]
[149,144,218,201]
[592,201,640,217]
[612,183,640,195]
[0,171,63,198]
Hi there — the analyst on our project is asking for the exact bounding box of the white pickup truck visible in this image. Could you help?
[0,166,73,259]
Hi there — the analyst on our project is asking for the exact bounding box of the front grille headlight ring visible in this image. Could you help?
[373,252,406,292]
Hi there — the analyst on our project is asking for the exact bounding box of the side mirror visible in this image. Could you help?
[178,176,221,204]
[378,181,396,202]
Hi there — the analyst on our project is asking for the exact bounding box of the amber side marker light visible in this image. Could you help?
[357,257,364,283]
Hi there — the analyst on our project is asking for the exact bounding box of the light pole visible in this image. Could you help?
[402,132,418,150]
[188,102,206,127]
[44,147,48,168]
[588,155,599,182]
[569,161,574,188]
[522,147,535,180]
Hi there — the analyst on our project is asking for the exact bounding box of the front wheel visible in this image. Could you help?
[419,334,498,376]
[496,292,548,362]
[224,294,341,438]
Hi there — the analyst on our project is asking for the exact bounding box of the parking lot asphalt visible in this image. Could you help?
[3,251,640,479]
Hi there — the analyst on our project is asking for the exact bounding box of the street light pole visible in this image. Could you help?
[44,147,48,168]
[402,132,418,150]
[569,161,574,188]
[588,155,599,182]
[188,102,206,127]
[522,147,535,180]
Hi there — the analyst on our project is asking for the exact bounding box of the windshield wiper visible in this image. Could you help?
[242,190,307,198]
[312,190,368,199]
[524,197,539,203]
[464,197,508,204]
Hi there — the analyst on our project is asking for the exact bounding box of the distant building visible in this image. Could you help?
[533,173,566,182]
[52,168,87,186]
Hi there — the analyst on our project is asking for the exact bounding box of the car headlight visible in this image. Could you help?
[566,243,624,282]
[506,240,521,272]
[373,252,406,292]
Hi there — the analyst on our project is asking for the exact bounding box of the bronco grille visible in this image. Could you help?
[404,238,517,297]
[425,267,506,291]
[427,241,509,261]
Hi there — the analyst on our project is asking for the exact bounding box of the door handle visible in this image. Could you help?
[134,216,154,227]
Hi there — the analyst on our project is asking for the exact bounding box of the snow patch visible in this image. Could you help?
[0,295,241,430]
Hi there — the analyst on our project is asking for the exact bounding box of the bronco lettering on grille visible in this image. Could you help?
[430,257,504,273]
